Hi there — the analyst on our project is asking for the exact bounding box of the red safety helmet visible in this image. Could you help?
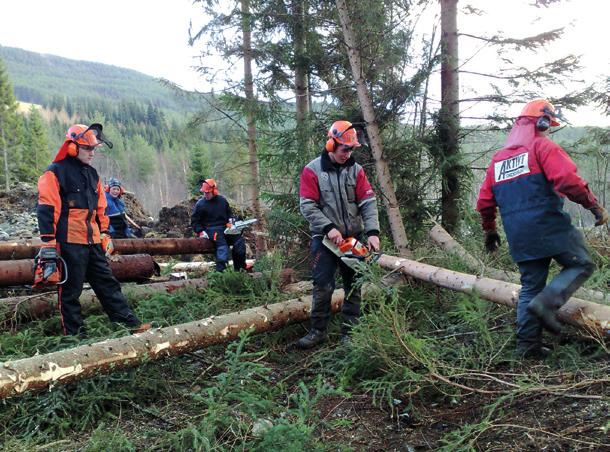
[325,120,361,152]
[200,178,219,196]
[519,99,561,127]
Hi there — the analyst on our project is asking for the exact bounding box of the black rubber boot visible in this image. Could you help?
[295,329,327,350]
[514,343,552,360]
[526,291,563,335]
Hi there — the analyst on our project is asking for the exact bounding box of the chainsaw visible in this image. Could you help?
[32,246,68,288]
[322,236,380,271]
[224,218,258,235]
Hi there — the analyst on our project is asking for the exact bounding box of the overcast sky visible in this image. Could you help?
[0,0,608,126]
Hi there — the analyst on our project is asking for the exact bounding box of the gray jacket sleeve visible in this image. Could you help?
[300,197,335,234]
[359,196,380,235]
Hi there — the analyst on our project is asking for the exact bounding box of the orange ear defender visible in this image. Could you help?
[325,138,336,152]
[106,178,125,196]
[67,142,78,157]
[200,178,219,196]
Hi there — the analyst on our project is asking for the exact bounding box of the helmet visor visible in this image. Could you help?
[75,123,114,149]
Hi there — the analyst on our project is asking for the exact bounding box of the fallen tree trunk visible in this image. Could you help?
[0,254,158,286]
[377,254,610,337]
[158,259,255,272]
[0,290,347,398]
[1,269,302,326]
[0,278,211,326]
[0,238,215,260]
[428,224,608,304]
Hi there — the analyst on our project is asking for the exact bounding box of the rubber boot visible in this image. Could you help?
[526,290,563,335]
[515,339,551,360]
[294,329,327,350]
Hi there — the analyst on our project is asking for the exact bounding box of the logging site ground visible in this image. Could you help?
[0,185,608,451]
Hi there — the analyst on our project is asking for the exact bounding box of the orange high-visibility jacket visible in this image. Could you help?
[37,157,110,244]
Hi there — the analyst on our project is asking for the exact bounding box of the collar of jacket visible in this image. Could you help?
[319,150,356,172]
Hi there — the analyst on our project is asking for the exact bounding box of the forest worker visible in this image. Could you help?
[190,178,247,272]
[37,123,151,337]
[476,99,608,359]
[104,177,142,239]
[295,120,381,349]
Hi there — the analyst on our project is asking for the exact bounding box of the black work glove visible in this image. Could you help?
[589,205,609,226]
[484,230,501,253]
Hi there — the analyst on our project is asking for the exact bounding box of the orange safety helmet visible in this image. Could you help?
[53,123,112,163]
[200,178,219,196]
[519,99,561,127]
[325,120,361,152]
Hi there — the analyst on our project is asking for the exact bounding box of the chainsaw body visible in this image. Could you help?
[322,236,378,271]
[33,247,67,288]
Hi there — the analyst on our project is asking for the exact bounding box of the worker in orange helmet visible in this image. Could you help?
[37,124,151,337]
[476,99,608,359]
[296,120,381,349]
[190,178,247,272]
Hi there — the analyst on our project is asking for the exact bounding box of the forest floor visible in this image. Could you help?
[0,184,607,451]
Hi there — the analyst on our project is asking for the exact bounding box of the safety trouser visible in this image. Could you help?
[516,228,595,348]
[204,226,247,272]
[310,236,361,334]
[57,242,141,336]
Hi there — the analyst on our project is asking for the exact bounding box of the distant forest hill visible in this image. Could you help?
[0,45,200,113]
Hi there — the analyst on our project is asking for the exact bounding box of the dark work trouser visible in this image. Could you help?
[205,226,247,272]
[58,242,141,336]
[516,228,595,348]
[310,236,361,334]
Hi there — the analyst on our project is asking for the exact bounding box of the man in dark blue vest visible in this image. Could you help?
[190,179,247,272]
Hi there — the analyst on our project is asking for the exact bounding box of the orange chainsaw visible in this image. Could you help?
[322,236,380,270]
[33,246,68,288]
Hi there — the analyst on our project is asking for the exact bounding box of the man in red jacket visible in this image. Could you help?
[296,120,381,349]
[476,99,608,358]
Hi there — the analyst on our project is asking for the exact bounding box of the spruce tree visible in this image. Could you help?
[0,59,19,190]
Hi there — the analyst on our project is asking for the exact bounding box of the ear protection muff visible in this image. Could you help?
[67,142,79,157]
[105,184,125,196]
[325,138,336,152]
[536,116,550,132]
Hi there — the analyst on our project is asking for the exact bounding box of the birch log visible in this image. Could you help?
[428,224,608,304]
[0,291,346,399]
[377,254,610,337]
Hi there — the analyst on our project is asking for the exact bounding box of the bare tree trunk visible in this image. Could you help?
[0,290,348,399]
[241,0,266,255]
[335,0,410,256]
[292,0,309,151]
[377,253,610,337]
[1,127,8,191]
[439,0,461,233]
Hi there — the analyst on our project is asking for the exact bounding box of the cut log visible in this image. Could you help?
[377,254,610,337]
[428,224,608,304]
[0,278,211,327]
[158,259,255,272]
[0,238,215,260]
[0,254,158,287]
[1,270,301,327]
[0,290,348,398]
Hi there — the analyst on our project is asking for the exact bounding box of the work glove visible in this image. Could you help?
[197,231,209,240]
[100,233,115,257]
[484,230,501,253]
[589,205,609,226]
